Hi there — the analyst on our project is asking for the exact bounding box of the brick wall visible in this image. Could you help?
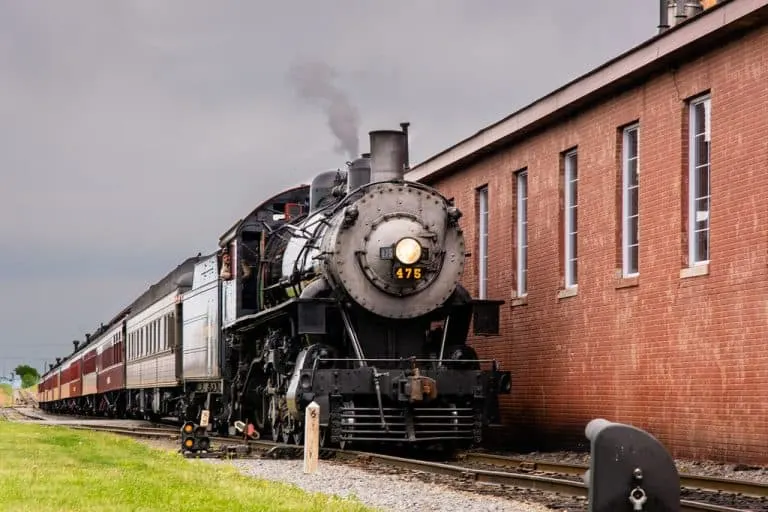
[429,26,768,464]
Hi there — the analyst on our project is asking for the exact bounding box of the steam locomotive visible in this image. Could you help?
[37,124,511,450]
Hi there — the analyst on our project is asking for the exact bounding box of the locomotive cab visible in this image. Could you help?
[218,185,311,321]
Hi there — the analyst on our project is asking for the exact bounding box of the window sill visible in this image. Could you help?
[509,294,528,307]
[680,263,709,279]
[557,286,578,300]
[615,275,639,289]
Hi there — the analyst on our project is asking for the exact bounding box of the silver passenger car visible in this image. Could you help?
[181,254,221,381]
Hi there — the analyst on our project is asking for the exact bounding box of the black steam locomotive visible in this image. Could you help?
[217,125,511,449]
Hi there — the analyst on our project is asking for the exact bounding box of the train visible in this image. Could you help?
[36,125,512,450]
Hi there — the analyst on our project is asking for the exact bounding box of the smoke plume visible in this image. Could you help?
[288,61,360,159]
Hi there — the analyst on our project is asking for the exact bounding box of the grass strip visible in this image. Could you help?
[0,422,377,512]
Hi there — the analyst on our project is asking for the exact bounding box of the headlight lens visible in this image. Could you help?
[395,238,422,265]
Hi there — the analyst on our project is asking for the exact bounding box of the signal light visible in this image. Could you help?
[196,425,210,451]
[180,421,210,453]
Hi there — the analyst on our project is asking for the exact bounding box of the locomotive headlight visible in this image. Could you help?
[395,237,422,265]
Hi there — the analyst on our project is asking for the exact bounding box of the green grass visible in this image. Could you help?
[0,422,377,512]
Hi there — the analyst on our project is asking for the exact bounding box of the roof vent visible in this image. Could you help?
[659,0,710,34]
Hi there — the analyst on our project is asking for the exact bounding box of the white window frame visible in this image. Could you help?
[516,170,528,296]
[688,95,711,266]
[477,186,489,299]
[564,150,578,288]
[622,124,640,277]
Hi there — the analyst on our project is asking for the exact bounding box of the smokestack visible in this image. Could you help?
[49,364,54,371]
[73,340,80,352]
[658,0,670,33]
[369,129,409,183]
[85,333,91,343]
[55,357,61,365]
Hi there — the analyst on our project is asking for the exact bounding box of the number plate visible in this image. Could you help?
[394,266,423,280]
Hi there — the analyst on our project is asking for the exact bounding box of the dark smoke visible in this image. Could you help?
[288,61,360,159]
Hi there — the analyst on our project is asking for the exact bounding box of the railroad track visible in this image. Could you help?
[56,421,761,511]
[66,425,183,440]
[0,408,27,421]
[461,451,768,499]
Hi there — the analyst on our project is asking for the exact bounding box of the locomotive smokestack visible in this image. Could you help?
[369,129,408,183]
[73,340,80,352]
[49,364,54,371]
[55,357,61,365]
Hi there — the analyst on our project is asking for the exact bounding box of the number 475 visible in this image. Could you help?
[396,267,422,279]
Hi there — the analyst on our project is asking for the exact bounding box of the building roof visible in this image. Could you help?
[405,0,768,183]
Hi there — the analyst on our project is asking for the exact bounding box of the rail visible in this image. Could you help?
[461,452,768,499]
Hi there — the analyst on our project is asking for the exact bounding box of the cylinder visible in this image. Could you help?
[369,130,408,183]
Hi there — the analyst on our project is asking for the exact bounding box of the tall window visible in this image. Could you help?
[689,95,711,265]
[477,186,489,299]
[622,124,640,276]
[516,170,528,296]
[564,150,578,288]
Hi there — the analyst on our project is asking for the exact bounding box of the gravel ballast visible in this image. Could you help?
[203,458,553,512]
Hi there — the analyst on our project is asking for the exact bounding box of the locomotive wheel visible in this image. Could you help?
[269,395,283,443]
[292,422,303,446]
[281,415,297,445]
[252,391,268,432]
[271,425,280,442]
[271,420,282,443]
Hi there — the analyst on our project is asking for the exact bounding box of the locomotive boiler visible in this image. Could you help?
[219,125,511,449]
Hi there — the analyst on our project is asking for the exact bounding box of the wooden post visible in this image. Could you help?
[303,401,320,474]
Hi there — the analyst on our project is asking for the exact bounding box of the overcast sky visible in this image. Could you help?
[0,1,658,378]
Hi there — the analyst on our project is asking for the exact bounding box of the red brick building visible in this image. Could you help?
[407,0,768,464]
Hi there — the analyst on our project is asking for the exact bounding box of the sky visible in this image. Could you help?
[0,0,659,379]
